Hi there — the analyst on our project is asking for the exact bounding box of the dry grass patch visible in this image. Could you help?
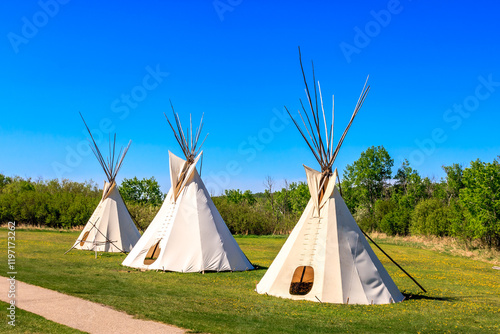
[370,232,500,265]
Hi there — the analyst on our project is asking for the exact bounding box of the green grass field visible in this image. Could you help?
[1,229,499,333]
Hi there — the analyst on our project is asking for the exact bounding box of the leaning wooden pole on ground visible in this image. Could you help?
[360,229,427,293]
[336,175,427,293]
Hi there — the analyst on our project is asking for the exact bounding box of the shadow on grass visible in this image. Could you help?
[117,265,267,275]
[251,264,268,271]
[201,264,268,274]
[402,292,455,302]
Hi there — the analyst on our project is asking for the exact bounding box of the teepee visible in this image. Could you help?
[122,107,254,272]
[256,48,405,304]
[68,115,141,253]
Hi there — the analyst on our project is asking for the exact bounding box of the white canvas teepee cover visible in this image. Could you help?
[122,151,254,272]
[256,167,404,305]
[73,181,141,253]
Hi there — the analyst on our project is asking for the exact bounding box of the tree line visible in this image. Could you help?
[341,146,500,250]
[0,176,101,228]
[0,146,498,250]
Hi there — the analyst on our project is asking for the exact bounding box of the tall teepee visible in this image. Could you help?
[122,107,254,272]
[256,48,405,304]
[68,115,141,253]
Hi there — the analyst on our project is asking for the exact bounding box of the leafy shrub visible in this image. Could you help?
[410,198,449,236]
[126,202,160,232]
[372,199,396,231]
[120,176,164,206]
[380,206,411,236]
[0,176,100,227]
[458,159,500,248]
[213,197,274,235]
[354,206,374,232]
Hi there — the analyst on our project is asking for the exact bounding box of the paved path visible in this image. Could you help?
[1,277,186,334]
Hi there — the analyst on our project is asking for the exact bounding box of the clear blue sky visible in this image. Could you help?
[1,1,499,194]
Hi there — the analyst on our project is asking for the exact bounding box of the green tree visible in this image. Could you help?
[394,159,425,207]
[431,179,448,201]
[341,176,359,213]
[213,192,274,235]
[119,176,164,206]
[447,197,469,245]
[343,146,394,211]
[224,189,244,204]
[243,190,256,205]
[379,207,411,236]
[410,198,449,236]
[0,174,12,189]
[224,189,256,205]
[287,182,310,215]
[442,163,464,203]
[372,199,396,231]
[379,192,412,236]
[0,176,100,227]
[459,159,500,248]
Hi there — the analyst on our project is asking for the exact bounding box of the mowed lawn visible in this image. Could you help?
[1,229,499,333]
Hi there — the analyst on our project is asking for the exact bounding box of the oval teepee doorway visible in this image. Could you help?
[290,266,314,295]
[144,240,162,265]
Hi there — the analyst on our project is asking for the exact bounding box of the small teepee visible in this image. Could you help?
[256,48,405,304]
[68,115,141,253]
[122,107,254,272]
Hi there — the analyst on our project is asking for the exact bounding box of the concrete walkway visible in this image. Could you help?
[1,277,186,334]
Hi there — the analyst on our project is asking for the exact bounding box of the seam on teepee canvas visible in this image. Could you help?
[345,232,360,303]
